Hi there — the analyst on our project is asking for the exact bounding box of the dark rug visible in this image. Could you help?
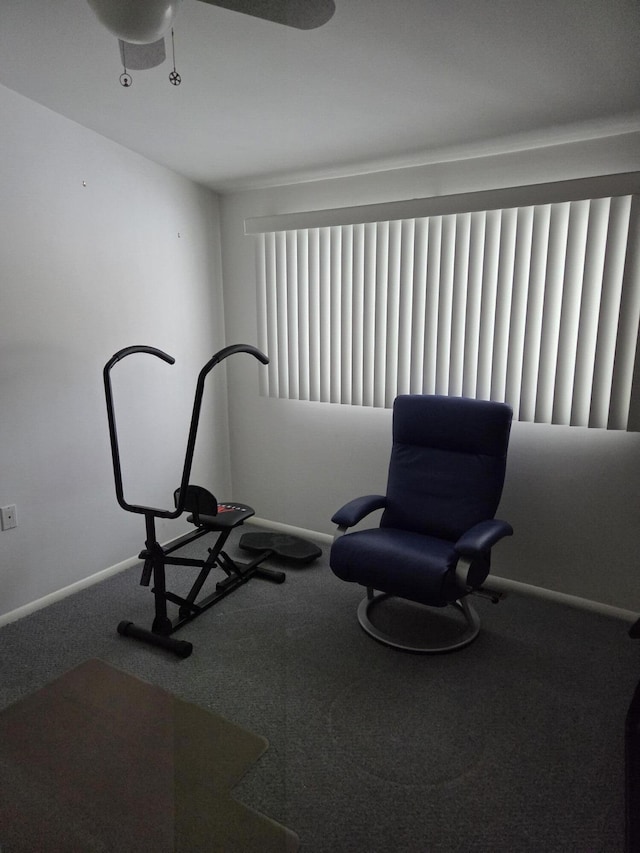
[0,658,299,852]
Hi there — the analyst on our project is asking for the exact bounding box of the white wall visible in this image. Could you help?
[220,132,640,612]
[0,84,228,620]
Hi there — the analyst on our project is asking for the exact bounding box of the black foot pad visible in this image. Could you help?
[239,532,322,564]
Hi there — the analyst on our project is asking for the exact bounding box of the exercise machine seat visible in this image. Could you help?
[175,485,255,530]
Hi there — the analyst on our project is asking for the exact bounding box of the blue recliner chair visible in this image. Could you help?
[330,394,513,652]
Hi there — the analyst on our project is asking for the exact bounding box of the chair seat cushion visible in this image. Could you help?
[330,527,460,606]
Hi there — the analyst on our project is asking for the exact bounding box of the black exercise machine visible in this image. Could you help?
[103,343,299,658]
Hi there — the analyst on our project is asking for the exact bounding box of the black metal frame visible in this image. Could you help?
[103,344,278,658]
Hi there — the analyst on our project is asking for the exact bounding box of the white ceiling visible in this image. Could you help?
[1,0,639,192]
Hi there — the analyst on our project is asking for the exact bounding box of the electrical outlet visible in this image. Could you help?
[1,505,17,530]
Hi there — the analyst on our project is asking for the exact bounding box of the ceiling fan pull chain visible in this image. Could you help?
[169,28,181,86]
[119,41,132,87]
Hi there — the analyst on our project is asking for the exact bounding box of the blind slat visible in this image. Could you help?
[285,231,299,400]
[571,197,610,426]
[318,229,332,403]
[385,221,402,407]
[422,217,441,395]
[397,219,416,396]
[362,223,377,407]
[255,233,269,398]
[450,212,471,397]
[610,197,640,429]
[490,208,515,402]
[340,225,353,406]
[436,215,456,395]
[308,229,321,402]
[351,224,365,406]
[536,202,570,425]
[476,210,499,400]
[519,205,551,423]
[463,211,487,399]
[330,226,342,403]
[590,196,632,427]
[410,218,429,394]
[296,230,310,401]
[504,206,534,420]
[553,200,589,426]
[373,222,390,408]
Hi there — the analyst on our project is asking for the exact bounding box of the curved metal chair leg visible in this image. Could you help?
[356,591,481,653]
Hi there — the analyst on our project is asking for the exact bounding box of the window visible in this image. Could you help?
[248,174,640,429]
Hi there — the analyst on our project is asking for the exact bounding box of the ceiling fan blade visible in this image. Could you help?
[119,38,166,70]
[197,0,335,30]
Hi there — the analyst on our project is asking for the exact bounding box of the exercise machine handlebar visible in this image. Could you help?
[103,343,269,519]
[104,345,176,370]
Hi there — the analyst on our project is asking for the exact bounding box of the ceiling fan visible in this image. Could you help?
[87,0,336,83]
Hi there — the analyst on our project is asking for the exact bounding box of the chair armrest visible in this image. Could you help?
[454,519,513,557]
[331,495,387,529]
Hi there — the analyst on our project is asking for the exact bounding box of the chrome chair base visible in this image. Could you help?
[357,590,481,653]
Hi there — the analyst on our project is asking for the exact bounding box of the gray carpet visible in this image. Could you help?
[1,525,638,853]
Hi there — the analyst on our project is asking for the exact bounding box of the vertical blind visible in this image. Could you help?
[252,185,640,429]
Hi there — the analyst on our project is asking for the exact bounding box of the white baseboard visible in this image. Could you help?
[1,518,637,629]
[0,553,141,629]
[485,574,638,624]
[0,531,185,629]
[247,516,333,545]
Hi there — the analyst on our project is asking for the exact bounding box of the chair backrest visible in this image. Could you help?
[380,395,512,540]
